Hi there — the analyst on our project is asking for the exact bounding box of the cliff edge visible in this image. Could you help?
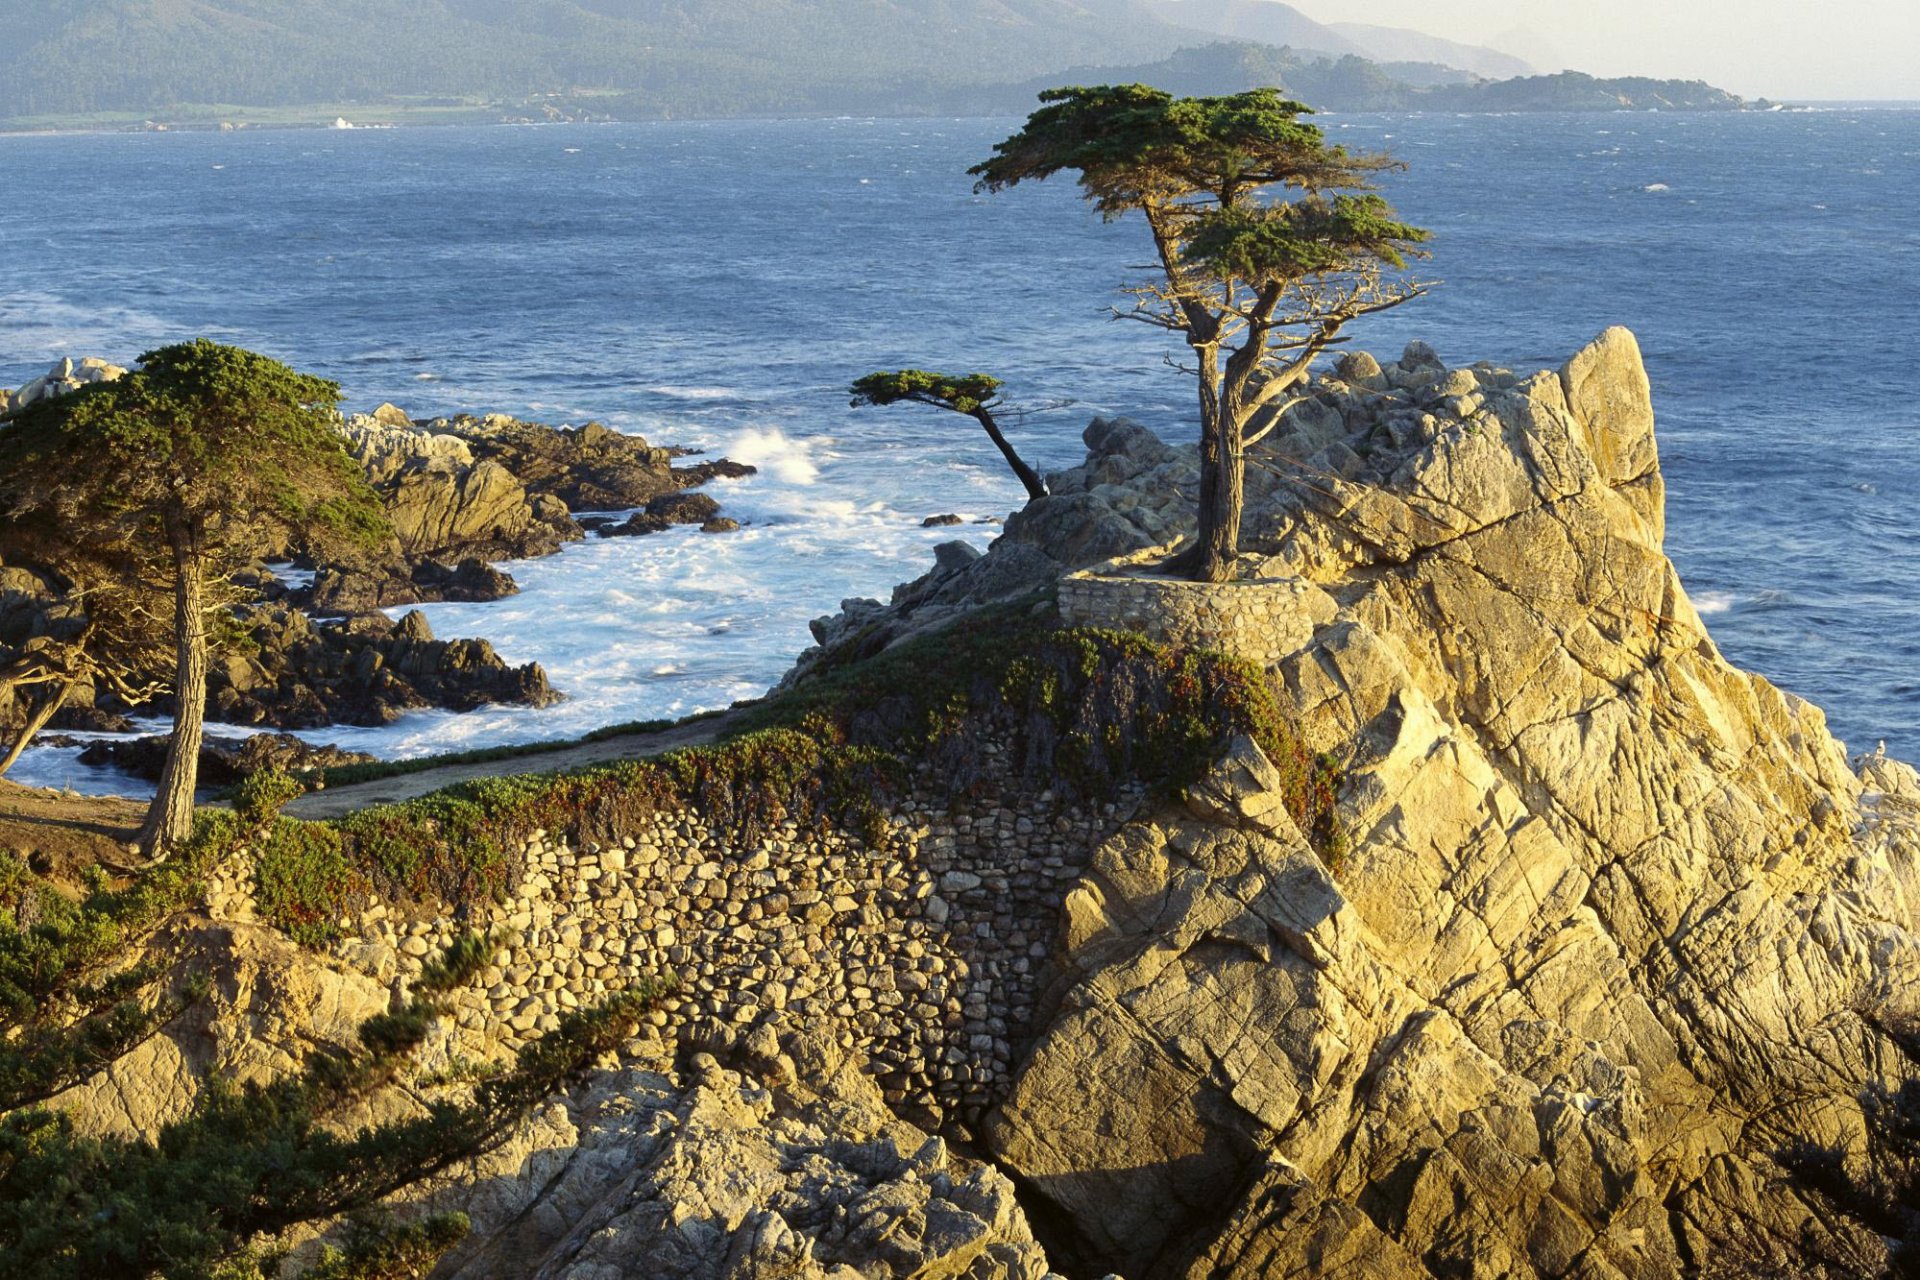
[963,328,1920,1276]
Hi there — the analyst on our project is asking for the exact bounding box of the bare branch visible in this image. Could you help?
[1242,394,1320,448]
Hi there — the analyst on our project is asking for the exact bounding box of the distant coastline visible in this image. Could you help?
[6,89,1883,140]
[0,46,1820,137]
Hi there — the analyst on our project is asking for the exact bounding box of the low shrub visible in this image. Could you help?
[0,932,668,1280]
[254,820,365,947]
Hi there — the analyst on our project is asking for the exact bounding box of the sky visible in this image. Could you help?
[1286,0,1920,101]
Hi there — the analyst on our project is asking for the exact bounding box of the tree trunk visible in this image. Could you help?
[1181,344,1240,584]
[140,549,207,857]
[1192,413,1244,584]
[0,678,75,779]
[972,410,1049,503]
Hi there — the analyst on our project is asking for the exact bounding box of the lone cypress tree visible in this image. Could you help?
[849,370,1050,503]
[971,85,1430,582]
[0,341,390,856]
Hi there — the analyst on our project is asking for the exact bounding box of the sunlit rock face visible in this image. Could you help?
[985,329,1920,1278]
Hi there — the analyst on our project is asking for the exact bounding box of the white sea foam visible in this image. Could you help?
[646,385,740,400]
[1695,590,1736,615]
[1644,183,1671,192]
[266,561,316,591]
[724,428,822,485]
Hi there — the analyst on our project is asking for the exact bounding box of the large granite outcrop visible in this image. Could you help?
[335,407,755,567]
[324,407,753,608]
[334,412,583,564]
[976,329,1920,1276]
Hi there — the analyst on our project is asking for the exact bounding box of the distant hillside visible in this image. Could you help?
[1328,21,1536,81]
[0,0,1755,126]
[944,43,1753,115]
[0,0,1195,119]
[1120,0,1360,56]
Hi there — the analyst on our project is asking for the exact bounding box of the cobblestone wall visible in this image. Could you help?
[1056,562,1331,668]
[208,767,1138,1130]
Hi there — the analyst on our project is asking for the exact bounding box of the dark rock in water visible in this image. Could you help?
[699,518,740,534]
[229,561,293,602]
[78,732,374,787]
[922,514,964,528]
[187,604,556,729]
[410,557,518,603]
[308,557,518,613]
[672,457,757,487]
[601,491,726,538]
[603,513,671,538]
[647,492,722,525]
[48,705,136,733]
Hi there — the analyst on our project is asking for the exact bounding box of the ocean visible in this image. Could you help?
[2,108,1916,791]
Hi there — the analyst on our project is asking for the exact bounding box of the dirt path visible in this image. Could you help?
[0,780,147,880]
[281,711,742,821]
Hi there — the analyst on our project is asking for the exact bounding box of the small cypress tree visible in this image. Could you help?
[849,370,1050,502]
[0,342,392,856]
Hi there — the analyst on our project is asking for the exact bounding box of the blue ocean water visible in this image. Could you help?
[1,110,1916,789]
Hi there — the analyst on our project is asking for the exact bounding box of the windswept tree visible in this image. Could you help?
[0,341,391,855]
[971,85,1431,581]
[850,370,1050,503]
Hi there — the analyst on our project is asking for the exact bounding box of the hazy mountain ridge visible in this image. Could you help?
[939,42,1753,115]
[1327,20,1536,80]
[0,0,1751,124]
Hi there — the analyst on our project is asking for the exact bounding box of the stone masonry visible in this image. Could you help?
[1057,548,1338,670]
[205,763,1139,1132]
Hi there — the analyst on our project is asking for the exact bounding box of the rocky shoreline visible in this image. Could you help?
[0,364,754,761]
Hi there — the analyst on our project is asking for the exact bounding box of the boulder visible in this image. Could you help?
[0,355,127,415]
[75,731,374,787]
[187,604,556,729]
[430,1033,1064,1280]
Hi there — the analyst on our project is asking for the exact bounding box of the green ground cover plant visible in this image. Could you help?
[256,612,1343,938]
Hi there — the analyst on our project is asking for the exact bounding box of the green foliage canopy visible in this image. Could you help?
[849,370,1004,416]
[969,85,1428,292]
[0,340,389,569]
[849,369,1047,501]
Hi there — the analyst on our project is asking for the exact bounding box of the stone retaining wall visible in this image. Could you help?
[1057,557,1329,668]
[208,767,1137,1130]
